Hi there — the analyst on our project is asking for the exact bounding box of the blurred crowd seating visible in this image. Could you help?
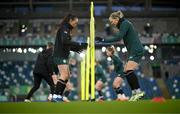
[0,32,180,46]
[165,76,180,99]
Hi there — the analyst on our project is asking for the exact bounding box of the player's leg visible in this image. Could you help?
[52,64,70,102]
[95,80,104,101]
[124,54,145,101]
[62,82,72,102]
[43,75,56,101]
[25,73,42,102]
[113,76,128,101]
[124,61,140,94]
[52,74,58,85]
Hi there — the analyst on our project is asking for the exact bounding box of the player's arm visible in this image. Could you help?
[69,42,87,50]
[99,66,105,76]
[46,55,54,76]
[61,28,87,52]
[96,21,130,43]
[61,27,83,46]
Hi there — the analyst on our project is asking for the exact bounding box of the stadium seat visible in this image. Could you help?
[165,76,180,99]
[0,95,8,102]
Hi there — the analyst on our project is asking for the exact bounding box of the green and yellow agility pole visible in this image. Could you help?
[90,1,95,100]
[85,37,90,100]
[81,2,95,101]
[81,56,85,100]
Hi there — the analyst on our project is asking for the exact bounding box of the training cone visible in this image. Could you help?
[151,97,166,103]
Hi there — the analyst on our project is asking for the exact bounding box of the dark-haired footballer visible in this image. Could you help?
[24,42,55,102]
[52,14,87,102]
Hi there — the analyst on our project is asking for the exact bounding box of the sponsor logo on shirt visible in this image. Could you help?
[63,59,67,63]
[129,56,133,59]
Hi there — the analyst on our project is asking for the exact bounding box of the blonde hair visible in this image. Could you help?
[109,10,124,19]
[107,45,116,55]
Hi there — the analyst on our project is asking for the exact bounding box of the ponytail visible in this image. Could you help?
[109,10,124,19]
[59,14,78,28]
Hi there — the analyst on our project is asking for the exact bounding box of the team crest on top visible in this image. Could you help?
[63,59,67,63]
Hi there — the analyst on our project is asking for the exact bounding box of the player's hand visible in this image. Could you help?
[80,42,88,49]
[95,36,104,42]
[70,46,84,54]
[77,49,84,54]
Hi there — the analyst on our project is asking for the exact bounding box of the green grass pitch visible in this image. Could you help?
[0,100,179,114]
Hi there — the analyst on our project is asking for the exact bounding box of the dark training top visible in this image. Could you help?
[104,18,144,55]
[95,64,107,82]
[33,48,54,76]
[53,23,87,59]
[111,55,124,76]
[95,64,105,78]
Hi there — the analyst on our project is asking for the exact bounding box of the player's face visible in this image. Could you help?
[106,50,112,57]
[109,17,119,26]
[70,18,78,28]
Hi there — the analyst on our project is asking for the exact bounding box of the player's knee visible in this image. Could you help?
[113,77,123,88]
[124,70,134,76]
[96,81,103,90]
[66,83,73,91]
[124,66,134,72]
[58,67,70,79]
[60,73,70,80]
[124,61,138,72]
[61,72,69,77]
